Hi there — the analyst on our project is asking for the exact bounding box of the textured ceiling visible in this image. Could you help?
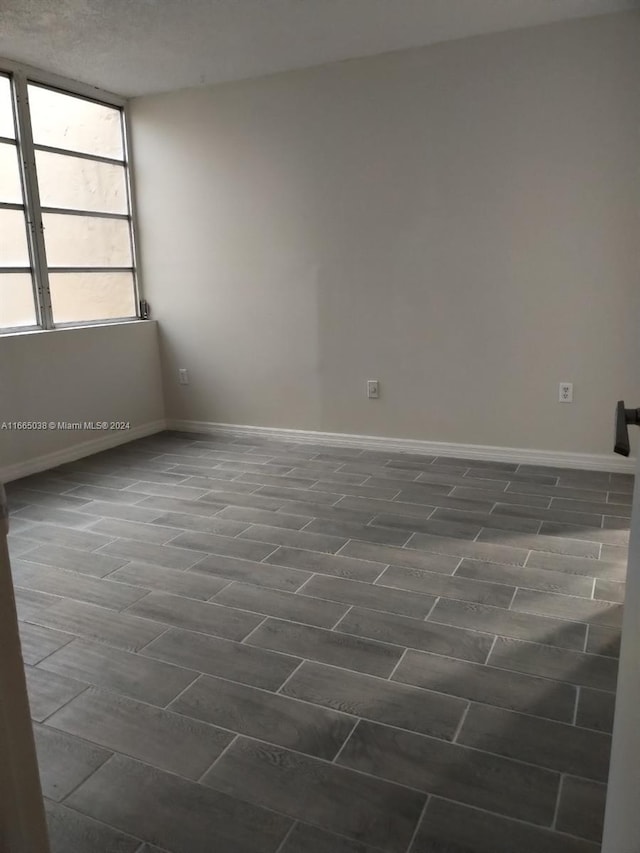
[0,0,638,97]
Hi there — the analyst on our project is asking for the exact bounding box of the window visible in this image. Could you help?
[0,69,139,332]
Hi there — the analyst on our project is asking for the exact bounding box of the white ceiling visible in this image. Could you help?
[0,0,638,97]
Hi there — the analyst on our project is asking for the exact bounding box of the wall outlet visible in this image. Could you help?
[178,369,189,385]
[367,379,380,399]
[559,382,573,403]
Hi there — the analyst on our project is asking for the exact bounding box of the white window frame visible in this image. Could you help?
[0,57,142,335]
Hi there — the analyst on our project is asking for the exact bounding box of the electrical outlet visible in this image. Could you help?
[367,379,379,399]
[559,382,573,403]
[178,369,189,385]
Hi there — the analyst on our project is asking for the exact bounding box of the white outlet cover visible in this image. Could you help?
[559,382,573,402]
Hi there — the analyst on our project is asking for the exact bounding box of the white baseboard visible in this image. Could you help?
[167,419,636,474]
[0,420,167,483]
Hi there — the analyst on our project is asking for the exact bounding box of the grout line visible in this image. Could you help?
[275,658,308,695]
[423,595,441,622]
[551,774,565,830]
[386,646,410,681]
[483,634,499,665]
[507,587,519,610]
[330,604,353,632]
[240,615,271,645]
[583,624,590,654]
[196,733,240,782]
[572,686,581,726]
[405,795,430,853]
[39,684,93,725]
[451,701,472,744]
[274,821,298,853]
[331,716,361,765]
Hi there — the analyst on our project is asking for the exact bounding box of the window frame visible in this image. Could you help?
[0,57,142,335]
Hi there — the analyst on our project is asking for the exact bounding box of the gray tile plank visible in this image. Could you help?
[45,800,141,853]
[148,510,250,536]
[551,496,630,518]
[135,495,227,517]
[34,723,111,801]
[25,665,88,722]
[277,500,376,525]
[476,527,601,557]
[264,546,385,582]
[527,549,626,581]
[14,586,60,622]
[66,484,150,504]
[202,737,424,853]
[239,524,348,554]
[48,686,233,779]
[16,543,127,578]
[492,502,604,527]
[13,504,98,527]
[393,649,576,722]
[282,660,466,741]
[28,598,167,652]
[87,516,189,544]
[586,624,621,658]
[172,674,354,759]
[301,574,436,619]
[279,823,381,853]
[410,796,599,853]
[192,551,310,590]
[10,522,115,551]
[256,484,343,504]
[302,517,411,547]
[338,607,493,664]
[99,538,203,569]
[75,500,165,523]
[217,505,312,530]
[408,533,529,567]
[456,558,594,597]
[246,618,403,677]
[556,776,607,843]
[339,540,460,575]
[376,564,515,607]
[488,636,618,692]
[38,639,197,706]
[371,513,482,541]
[141,627,300,691]
[457,703,611,781]
[512,588,623,628]
[429,598,587,650]
[128,590,264,641]
[577,688,617,733]
[18,621,73,665]
[123,481,211,500]
[431,506,542,534]
[12,562,148,610]
[109,560,230,600]
[167,529,277,561]
[594,578,625,603]
[67,753,292,853]
[338,720,559,826]
[213,582,348,628]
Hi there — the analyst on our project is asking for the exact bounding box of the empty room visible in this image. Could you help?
[1,1,640,852]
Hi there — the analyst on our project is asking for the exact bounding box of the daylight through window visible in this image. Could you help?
[0,72,138,331]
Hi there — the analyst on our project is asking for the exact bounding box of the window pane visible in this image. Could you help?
[0,76,15,139]
[0,208,30,265]
[0,273,37,328]
[0,142,23,203]
[36,150,127,214]
[42,213,132,267]
[28,85,123,160]
[50,272,136,324]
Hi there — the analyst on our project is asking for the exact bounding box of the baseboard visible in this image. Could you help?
[0,420,167,483]
[167,419,636,474]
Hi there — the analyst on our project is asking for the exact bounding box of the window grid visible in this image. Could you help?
[0,64,140,333]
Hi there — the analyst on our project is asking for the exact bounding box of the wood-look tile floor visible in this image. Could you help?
[6,432,629,853]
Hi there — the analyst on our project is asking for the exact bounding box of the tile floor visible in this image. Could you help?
[6,431,629,853]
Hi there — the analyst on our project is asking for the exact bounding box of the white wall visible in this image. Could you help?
[130,12,640,456]
[0,321,165,480]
